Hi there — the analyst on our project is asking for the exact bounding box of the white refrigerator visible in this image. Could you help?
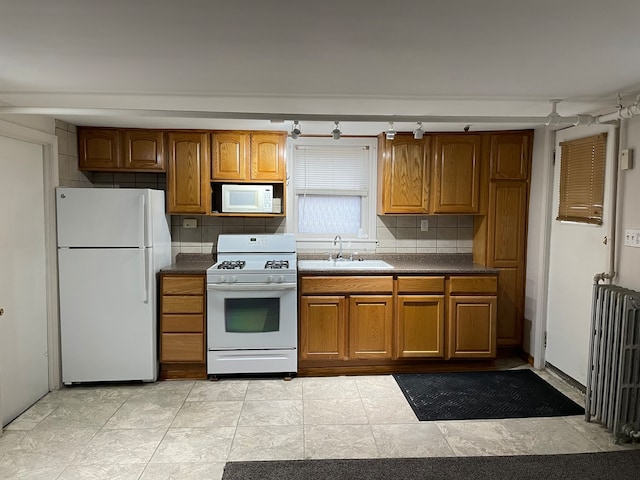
[56,187,172,384]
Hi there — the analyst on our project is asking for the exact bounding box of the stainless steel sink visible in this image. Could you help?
[297,259,394,270]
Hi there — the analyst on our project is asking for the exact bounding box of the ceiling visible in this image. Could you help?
[1,0,640,135]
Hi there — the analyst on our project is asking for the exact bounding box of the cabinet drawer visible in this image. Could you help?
[161,333,205,362]
[449,276,498,295]
[301,276,393,294]
[161,314,204,333]
[162,295,204,314]
[397,276,445,294]
[162,275,204,295]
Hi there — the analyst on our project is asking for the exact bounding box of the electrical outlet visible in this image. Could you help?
[624,228,640,247]
[183,218,198,229]
[420,219,429,232]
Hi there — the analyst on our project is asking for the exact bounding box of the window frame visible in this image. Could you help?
[286,137,378,251]
[557,133,607,225]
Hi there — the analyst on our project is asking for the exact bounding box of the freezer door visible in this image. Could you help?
[56,187,150,247]
[58,248,157,383]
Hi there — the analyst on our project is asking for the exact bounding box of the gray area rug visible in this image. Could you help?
[222,451,640,480]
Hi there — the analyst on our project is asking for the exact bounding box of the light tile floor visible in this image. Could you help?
[1,362,638,479]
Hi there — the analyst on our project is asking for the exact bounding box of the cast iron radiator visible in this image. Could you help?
[586,280,640,443]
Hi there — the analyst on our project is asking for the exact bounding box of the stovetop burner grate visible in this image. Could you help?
[217,260,246,270]
[265,260,290,269]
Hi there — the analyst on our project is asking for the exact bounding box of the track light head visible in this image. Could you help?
[332,121,341,140]
[291,120,301,139]
[413,122,424,139]
[385,122,396,140]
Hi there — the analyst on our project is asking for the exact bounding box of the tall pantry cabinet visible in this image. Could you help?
[474,131,533,348]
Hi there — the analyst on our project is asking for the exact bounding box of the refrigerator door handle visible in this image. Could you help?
[138,194,146,249]
[140,248,149,304]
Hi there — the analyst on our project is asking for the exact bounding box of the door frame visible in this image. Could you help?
[531,123,618,373]
[0,120,60,424]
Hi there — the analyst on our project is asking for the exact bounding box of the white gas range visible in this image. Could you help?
[206,234,297,377]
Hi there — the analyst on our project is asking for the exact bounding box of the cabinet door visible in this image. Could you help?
[379,135,429,213]
[432,134,481,213]
[487,181,527,266]
[349,295,393,359]
[160,334,205,362]
[299,296,347,361]
[211,132,249,180]
[489,133,531,180]
[78,128,120,170]
[250,132,286,181]
[167,132,209,214]
[396,295,445,358]
[495,267,524,346]
[447,295,497,359]
[122,130,165,171]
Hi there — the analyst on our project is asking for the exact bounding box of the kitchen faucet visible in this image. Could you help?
[333,234,344,260]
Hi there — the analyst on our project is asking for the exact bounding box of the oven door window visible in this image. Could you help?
[225,298,280,333]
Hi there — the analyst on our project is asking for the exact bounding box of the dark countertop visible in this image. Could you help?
[160,254,215,275]
[160,253,497,276]
[298,253,497,275]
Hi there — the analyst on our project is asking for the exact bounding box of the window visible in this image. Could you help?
[557,133,607,225]
[287,137,377,249]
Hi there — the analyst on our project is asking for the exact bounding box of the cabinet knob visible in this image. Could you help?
[0,308,4,316]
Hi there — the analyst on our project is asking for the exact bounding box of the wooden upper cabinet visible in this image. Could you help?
[432,134,481,213]
[377,134,430,214]
[167,132,210,214]
[211,132,249,180]
[122,130,165,171]
[211,131,286,182]
[251,133,286,181]
[79,128,165,172]
[489,132,531,180]
[78,128,120,170]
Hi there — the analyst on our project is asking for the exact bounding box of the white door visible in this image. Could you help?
[0,135,49,427]
[545,125,616,385]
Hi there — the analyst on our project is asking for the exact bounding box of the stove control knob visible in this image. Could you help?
[267,275,274,283]
[228,275,237,283]
[215,276,225,284]
[276,275,285,283]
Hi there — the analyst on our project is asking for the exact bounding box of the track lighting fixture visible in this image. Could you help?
[332,121,341,140]
[385,122,396,140]
[291,120,301,139]
[413,122,424,139]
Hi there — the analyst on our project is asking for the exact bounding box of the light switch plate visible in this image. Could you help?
[620,149,634,170]
[183,218,198,229]
[420,219,429,231]
[624,228,640,247]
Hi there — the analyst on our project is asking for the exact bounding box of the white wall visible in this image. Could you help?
[615,117,640,290]
[524,127,554,357]
[0,101,55,135]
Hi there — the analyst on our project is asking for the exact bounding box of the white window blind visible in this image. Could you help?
[294,145,370,195]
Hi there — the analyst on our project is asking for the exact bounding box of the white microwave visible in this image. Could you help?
[221,184,274,213]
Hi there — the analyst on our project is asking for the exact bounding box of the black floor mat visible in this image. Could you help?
[394,369,585,421]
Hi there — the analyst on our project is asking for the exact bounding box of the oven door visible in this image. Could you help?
[206,282,297,350]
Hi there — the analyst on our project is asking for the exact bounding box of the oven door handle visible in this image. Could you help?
[207,282,297,292]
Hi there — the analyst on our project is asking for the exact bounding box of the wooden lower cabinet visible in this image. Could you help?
[396,295,445,358]
[299,273,497,372]
[446,275,498,359]
[299,296,347,361]
[349,295,393,359]
[159,273,206,379]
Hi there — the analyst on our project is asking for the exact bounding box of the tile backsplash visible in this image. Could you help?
[376,215,474,254]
